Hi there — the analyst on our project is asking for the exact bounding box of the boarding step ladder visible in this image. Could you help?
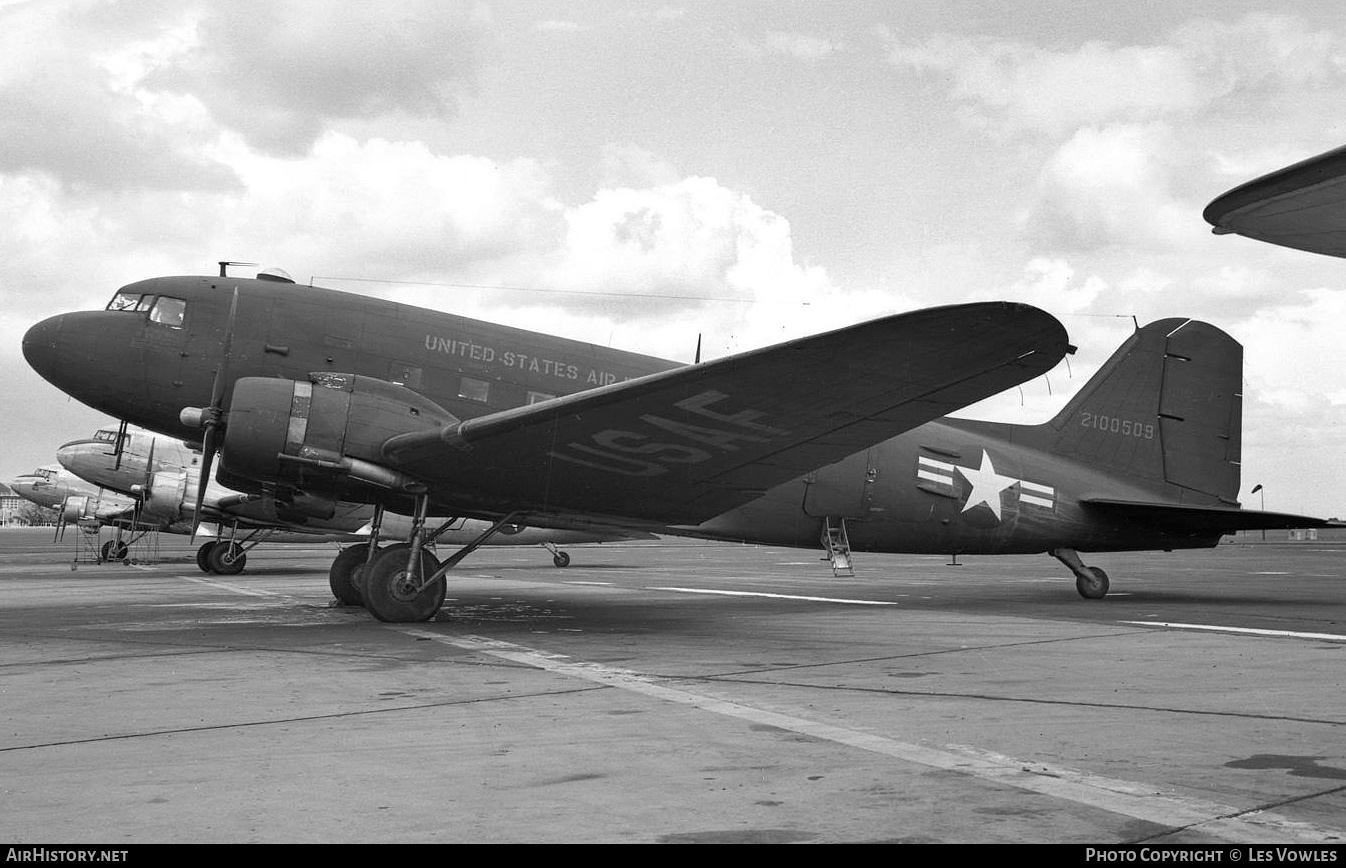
[822,517,854,577]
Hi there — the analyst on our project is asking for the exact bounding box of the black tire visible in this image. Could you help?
[552,551,571,568]
[101,540,128,561]
[196,542,218,573]
[329,544,371,606]
[1075,566,1109,599]
[363,546,446,623]
[207,541,247,575]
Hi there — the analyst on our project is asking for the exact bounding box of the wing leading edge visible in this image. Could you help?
[1204,143,1346,258]
[382,301,1071,525]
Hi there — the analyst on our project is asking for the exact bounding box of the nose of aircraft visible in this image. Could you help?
[7,476,35,499]
[22,314,66,385]
[56,440,99,481]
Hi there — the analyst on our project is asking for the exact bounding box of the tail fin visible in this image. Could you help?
[1041,318,1242,503]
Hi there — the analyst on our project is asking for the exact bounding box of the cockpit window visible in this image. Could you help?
[93,429,118,444]
[105,292,187,328]
[148,296,186,328]
[107,291,143,312]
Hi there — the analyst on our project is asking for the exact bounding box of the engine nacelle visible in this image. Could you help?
[218,373,459,501]
[131,469,190,524]
[61,495,91,524]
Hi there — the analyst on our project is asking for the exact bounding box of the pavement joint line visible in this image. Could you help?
[398,626,1345,845]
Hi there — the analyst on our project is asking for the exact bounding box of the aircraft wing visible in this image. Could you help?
[382,302,1070,525]
[1204,143,1346,258]
[1081,498,1342,534]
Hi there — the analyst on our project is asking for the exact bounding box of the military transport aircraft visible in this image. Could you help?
[9,464,155,561]
[23,268,1330,622]
[55,424,651,591]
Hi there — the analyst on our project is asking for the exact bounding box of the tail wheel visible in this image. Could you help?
[207,541,247,575]
[553,551,571,568]
[363,546,446,623]
[329,544,371,606]
[1075,566,1109,599]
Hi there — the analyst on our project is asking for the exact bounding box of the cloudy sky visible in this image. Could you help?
[3,0,1346,518]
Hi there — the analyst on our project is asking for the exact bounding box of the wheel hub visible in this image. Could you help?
[390,570,423,602]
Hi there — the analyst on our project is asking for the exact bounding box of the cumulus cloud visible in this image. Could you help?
[0,0,235,189]
[140,0,495,155]
[213,133,560,274]
[551,176,834,319]
[1024,124,1204,252]
[1237,288,1346,413]
[881,13,1346,137]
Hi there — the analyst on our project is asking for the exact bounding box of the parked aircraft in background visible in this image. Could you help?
[55,425,648,598]
[9,465,156,561]
[23,265,1333,622]
[1204,142,1346,259]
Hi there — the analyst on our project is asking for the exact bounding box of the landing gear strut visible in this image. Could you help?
[541,540,571,568]
[327,506,385,606]
[1051,548,1110,599]
[357,497,522,622]
[100,539,130,562]
[194,528,268,575]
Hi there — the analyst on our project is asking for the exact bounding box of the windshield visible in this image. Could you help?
[105,292,186,328]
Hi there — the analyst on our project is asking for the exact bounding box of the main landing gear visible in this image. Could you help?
[1050,548,1110,599]
[100,539,130,563]
[195,529,272,575]
[328,500,527,622]
[97,529,151,563]
[329,507,572,614]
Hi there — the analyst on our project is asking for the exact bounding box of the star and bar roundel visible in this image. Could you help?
[916,449,1055,520]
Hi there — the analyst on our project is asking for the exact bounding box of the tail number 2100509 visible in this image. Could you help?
[1080,412,1155,440]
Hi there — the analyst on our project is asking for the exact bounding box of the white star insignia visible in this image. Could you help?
[957,450,1017,520]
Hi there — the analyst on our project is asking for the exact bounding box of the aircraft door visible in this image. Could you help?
[802,449,875,518]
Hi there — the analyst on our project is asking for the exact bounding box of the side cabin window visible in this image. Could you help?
[148,296,186,328]
[105,292,187,328]
[458,377,490,403]
[527,391,555,405]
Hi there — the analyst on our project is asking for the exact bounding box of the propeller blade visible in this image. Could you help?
[189,287,240,536]
[141,437,155,497]
[191,426,219,536]
[207,288,240,411]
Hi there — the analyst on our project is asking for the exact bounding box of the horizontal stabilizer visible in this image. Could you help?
[1081,498,1342,534]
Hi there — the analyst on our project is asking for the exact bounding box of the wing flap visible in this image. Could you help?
[1204,143,1346,258]
[383,302,1070,524]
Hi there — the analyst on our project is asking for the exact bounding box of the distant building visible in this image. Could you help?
[0,482,22,526]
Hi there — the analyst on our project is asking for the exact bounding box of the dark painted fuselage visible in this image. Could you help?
[22,275,680,442]
[23,275,1231,558]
